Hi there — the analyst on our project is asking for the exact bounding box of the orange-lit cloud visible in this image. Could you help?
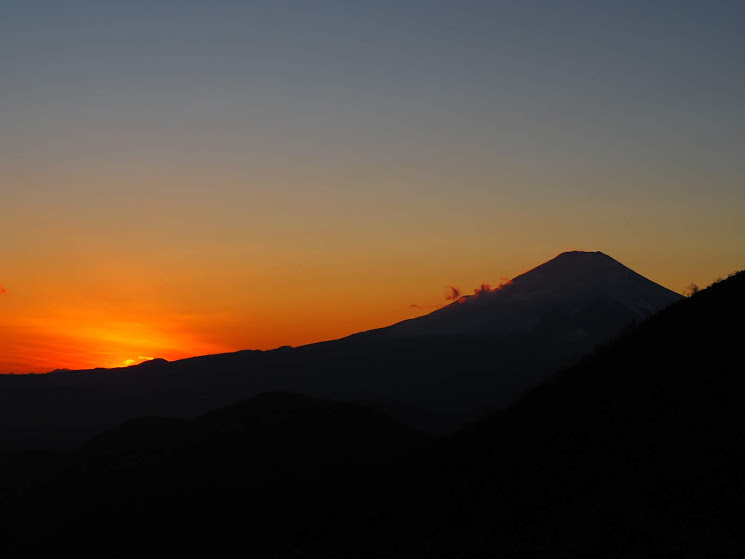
[496,277,512,289]
[444,286,461,300]
[410,303,440,310]
[0,286,7,296]
[411,284,464,310]
[473,277,512,296]
[474,283,493,295]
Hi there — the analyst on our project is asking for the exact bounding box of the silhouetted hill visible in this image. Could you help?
[0,251,680,448]
[0,392,427,555]
[314,269,745,557]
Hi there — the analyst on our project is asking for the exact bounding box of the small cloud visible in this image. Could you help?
[496,277,512,290]
[473,277,512,297]
[138,356,155,361]
[474,283,493,295]
[411,284,464,310]
[410,303,441,310]
[124,359,136,366]
[0,286,7,296]
[444,286,461,300]
[410,284,473,311]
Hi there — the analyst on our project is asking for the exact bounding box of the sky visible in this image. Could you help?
[1,1,744,373]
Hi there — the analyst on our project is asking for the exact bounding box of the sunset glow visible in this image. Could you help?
[1,2,743,374]
[0,248,704,374]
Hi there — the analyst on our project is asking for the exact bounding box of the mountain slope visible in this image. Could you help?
[0,251,682,448]
[337,269,745,557]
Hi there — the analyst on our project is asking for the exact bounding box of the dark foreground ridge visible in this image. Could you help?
[0,251,681,449]
[0,269,742,556]
[0,393,430,555]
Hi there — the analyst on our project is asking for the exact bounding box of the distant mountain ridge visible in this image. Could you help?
[0,251,682,449]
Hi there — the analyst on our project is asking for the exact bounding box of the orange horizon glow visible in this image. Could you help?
[1,245,736,375]
[0,315,233,373]
[0,250,682,375]
[0,285,448,374]
[0,267,516,373]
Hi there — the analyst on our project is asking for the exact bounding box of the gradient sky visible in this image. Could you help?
[2,1,744,373]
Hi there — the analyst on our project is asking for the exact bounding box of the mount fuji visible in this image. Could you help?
[365,250,680,341]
